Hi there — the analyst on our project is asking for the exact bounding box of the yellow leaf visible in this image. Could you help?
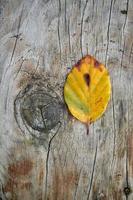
[64,55,111,132]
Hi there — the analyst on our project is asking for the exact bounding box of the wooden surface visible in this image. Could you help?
[0,0,133,199]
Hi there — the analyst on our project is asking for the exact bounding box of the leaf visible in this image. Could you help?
[64,55,111,131]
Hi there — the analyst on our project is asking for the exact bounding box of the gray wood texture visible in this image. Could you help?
[0,0,133,199]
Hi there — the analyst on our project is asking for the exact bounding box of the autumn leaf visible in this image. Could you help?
[64,55,111,134]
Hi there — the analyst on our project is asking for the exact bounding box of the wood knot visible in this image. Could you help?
[121,10,127,15]
[14,79,63,146]
[123,186,131,196]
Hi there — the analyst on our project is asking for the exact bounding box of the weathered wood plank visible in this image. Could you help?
[0,0,133,199]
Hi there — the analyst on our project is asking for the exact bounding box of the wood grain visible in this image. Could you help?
[0,0,133,199]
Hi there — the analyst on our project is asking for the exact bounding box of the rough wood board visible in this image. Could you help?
[0,0,133,199]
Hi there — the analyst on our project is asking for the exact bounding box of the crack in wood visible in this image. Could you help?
[120,0,130,74]
[64,0,67,32]
[92,0,95,10]
[87,143,98,200]
[44,122,61,200]
[125,143,130,200]
[120,37,126,77]
[58,0,62,62]
[111,82,116,167]
[105,0,113,65]
[4,5,24,112]
[122,0,129,34]
[14,58,25,80]
[118,100,127,131]
[78,0,81,10]
[124,104,130,200]
[9,5,24,67]
[129,44,133,65]
[80,0,89,57]
[68,18,72,56]
[95,36,98,56]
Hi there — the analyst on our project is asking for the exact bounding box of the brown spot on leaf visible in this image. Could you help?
[94,60,100,67]
[75,55,100,72]
[8,159,33,177]
[94,59,103,72]
[75,59,82,71]
[83,73,90,87]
